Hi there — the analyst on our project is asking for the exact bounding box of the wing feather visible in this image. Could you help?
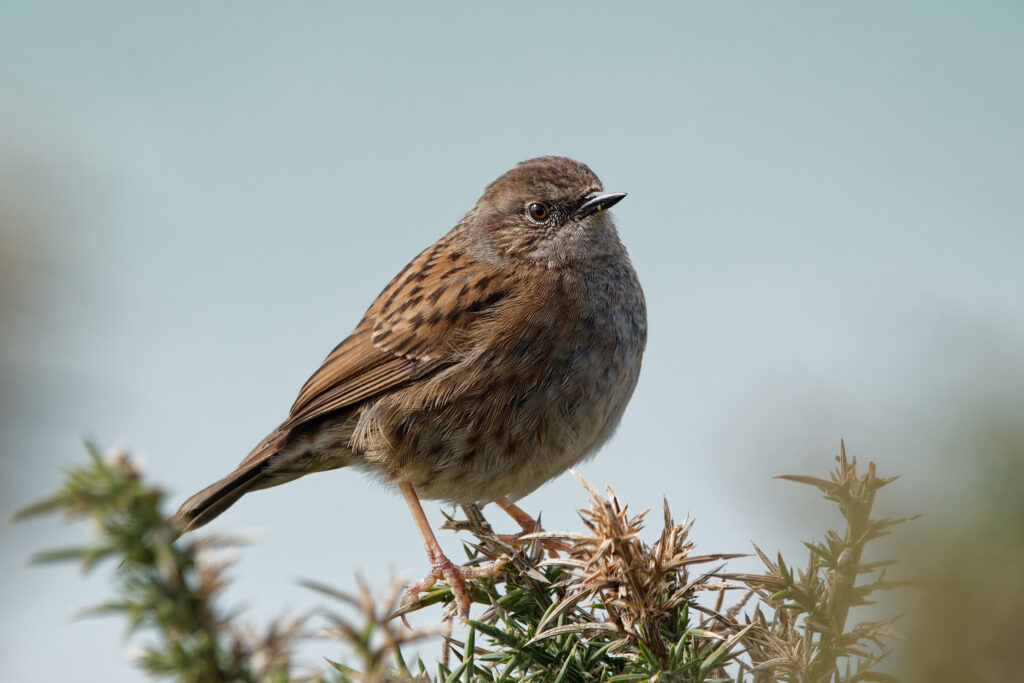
[284,238,511,429]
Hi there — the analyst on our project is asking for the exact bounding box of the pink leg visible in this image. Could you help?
[400,483,503,617]
[493,495,567,556]
[495,495,540,532]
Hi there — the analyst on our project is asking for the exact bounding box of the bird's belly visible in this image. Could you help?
[358,333,643,505]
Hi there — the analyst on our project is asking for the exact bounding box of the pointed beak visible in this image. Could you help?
[573,191,627,219]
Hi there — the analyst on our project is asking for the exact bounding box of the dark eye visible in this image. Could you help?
[527,202,549,221]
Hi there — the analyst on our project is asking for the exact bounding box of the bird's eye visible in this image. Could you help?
[527,203,549,221]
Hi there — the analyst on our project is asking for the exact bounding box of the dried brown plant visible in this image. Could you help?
[534,474,745,662]
[302,576,439,682]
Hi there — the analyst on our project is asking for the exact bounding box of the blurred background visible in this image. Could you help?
[1,2,1021,681]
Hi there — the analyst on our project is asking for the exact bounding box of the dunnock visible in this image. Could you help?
[176,156,647,615]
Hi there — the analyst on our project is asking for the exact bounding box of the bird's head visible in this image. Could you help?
[466,156,627,266]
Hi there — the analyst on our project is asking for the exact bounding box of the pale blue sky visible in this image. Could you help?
[2,2,1022,680]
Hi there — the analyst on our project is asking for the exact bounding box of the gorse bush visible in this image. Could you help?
[14,442,911,682]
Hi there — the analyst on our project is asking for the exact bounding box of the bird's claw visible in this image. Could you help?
[404,556,506,617]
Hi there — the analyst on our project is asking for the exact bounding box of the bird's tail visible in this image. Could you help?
[174,460,274,533]
[174,428,291,533]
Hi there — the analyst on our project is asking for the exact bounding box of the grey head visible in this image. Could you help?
[459,156,628,266]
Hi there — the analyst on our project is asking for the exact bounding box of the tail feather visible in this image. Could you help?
[175,427,290,533]
[174,423,356,533]
[175,460,274,532]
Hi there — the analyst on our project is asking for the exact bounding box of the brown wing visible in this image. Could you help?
[284,237,511,430]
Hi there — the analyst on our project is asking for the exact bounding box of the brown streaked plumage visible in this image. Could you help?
[176,156,647,615]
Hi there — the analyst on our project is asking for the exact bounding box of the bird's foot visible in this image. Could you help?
[404,555,505,617]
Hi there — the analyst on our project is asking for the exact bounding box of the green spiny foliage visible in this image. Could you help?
[11,443,300,682]
[731,442,917,682]
[410,478,748,682]
[13,441,911,682]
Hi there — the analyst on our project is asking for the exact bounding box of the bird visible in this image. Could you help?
[175,155,647,616]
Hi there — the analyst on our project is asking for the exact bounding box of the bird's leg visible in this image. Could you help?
[495,496,540,533]
[493,496,569,556]
[400,483,503,617]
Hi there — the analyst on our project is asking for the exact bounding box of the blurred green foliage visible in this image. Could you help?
[897,412,1024,683]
